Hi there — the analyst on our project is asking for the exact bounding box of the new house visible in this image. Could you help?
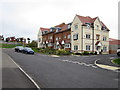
[38,14,110,54]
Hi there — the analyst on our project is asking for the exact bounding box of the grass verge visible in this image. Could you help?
[112,58,120,65]
[0,43,21,48]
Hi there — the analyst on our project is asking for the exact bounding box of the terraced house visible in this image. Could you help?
[38,14,110,54]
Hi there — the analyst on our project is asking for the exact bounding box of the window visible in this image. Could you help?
[48,43,53,46]
[44,31,48,34]
[74,45,78,50]
[86,34,90,39]
[65,44,70,48]
[103,46,107,52]
[73,34,78,40]
[96,25,99,30]
[85,23,91,28]
[50,36,52,40]
[56,28,61,32]
[56,37,59,41]
[103,37,107,41]
[68,34,71,39]
[74,24,78,29]
[96,35,100,40]
[86,45,90,51]
[38,38,41,42]
[55,45,59,49]
[64,35,66,39]
[59,37,61,40]
[50,27,55,32]
[68,24,71,29]
[102,26,106,31]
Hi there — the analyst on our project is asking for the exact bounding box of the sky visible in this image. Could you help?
[0,0,119,40]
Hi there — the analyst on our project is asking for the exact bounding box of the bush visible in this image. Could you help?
[56,49,71,55]
[75,53,83,55]
[27,40,37,47]
[83,51,89,55]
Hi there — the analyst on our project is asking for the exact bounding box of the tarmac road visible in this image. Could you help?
[2,48,119,89]
[2,52,37,90]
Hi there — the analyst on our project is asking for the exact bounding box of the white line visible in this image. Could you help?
[8,55,40,90]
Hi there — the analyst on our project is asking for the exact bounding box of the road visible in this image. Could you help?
[2,51,37,89]
[2,48,119,88]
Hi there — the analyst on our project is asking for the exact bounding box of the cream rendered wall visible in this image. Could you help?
[71,16,82,52]
[37,29,43,48]
[82,27,93,51]
[94,18,109,54]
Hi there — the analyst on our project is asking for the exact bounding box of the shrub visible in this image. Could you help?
[56,49,71,55]
[75,53,83,55]
[83,51,89,55]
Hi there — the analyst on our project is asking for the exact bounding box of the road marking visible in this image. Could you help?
[62,59,97,68]
[8,55,40,90]
[110,57,115,60]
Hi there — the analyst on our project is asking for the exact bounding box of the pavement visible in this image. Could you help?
[2,48,119,88]
[2,52,37,89]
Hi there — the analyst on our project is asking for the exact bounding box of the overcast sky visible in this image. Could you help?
[0,0,119,40]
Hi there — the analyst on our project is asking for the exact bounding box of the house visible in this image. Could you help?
[38,14,110,54]
[0,35,4,41]
[16,37,26,43]
[71,15,110,54]
[38,27,50,48]
[109,38,120,54]
[6,37,16,42]
[38,23,71,50]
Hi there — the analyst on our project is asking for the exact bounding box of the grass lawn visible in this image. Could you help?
[0,43,21,48]
[112,58,120,65]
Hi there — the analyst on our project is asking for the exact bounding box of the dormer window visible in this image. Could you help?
[85,23,91,28]
[50,27,55,32]
[56,27,61,32]
[68,23,71,29]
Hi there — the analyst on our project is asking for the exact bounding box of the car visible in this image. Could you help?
[22,47,34,54]
[117,48,120,56]
[15,46,24,52]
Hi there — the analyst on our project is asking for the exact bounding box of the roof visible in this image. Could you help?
[95,41,100,45]
[40,27,50,32]
[101,21,110,31]
[76,14,110,31]
[54,23,65,27]
[76,15,97,24]
[109,38,120,45]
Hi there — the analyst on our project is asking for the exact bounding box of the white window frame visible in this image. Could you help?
[65,44,70,48]
[103,46,107,52]
[86,34,91,39]
[50,36,52,40]
[56,37,59,41]
[74,45,78,50]
[74,24,78,29]
[86,45,91,51]
[103,37,107,41]
[96,25,99,30]
[68,34,71,39]
[73,34,78,40]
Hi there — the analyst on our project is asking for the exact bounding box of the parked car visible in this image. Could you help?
[22,47,34,54]
[15,46,24,52]
[117,48,120,56]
